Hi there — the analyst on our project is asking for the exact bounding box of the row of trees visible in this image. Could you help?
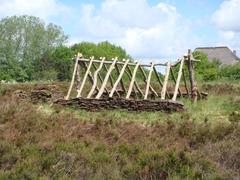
[0,15,239,82]
[0,16,130,82]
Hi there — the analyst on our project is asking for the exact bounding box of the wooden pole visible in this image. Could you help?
[187,49,198,103]
[144,62,154,100]
[126,65,144,97]
[154,66,170,99]
[65,53,81,100]
[103,64,114,88]
[115,62,127,94]
[182,66,190,97]
[110,59,129,97]
[87,57,105,98]
[76,63,81,90]
[92,62,109,94]
[161,62,171,100]
[96,57,118,99]
[79,58,167,67]
[139,66,158,98]
[126,62,140,99]
[172,58,185,101]
[77,56,94,98]
[170,67,182,97]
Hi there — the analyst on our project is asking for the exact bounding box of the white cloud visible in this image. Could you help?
[212,0,240,54]
[77,0,199,60]
[212,0,240,31]
[0,0,70,21]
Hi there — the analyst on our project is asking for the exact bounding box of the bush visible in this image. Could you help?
[219,62,240,80]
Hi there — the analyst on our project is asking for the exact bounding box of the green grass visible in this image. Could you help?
[0,81,239,179]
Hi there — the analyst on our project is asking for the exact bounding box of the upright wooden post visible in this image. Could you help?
[76,63,81,90]
[126,62,140,99]
[144,62,154,100]
[187,49,197,103]
[96,57,118,99]
[110,59,129,97]
[172,58,184,101]
[161,62,171,100]
[65,53,81,100]
[77,56,94,98]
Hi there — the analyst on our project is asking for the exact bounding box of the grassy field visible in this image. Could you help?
[0,81,239,179]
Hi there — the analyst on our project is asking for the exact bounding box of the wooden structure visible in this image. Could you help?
[58,50,206,112]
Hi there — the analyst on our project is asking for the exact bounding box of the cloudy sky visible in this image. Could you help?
[0,0,239,60]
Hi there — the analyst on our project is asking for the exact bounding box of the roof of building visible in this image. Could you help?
[195,46,239,65]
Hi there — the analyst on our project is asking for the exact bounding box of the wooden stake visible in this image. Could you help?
[139,66,158,98]
[115,62,127,94]
[92,62,109,94]
[170,67,182,97]
[161,62,171,100]
[126,62,140,99]
[103,64,114,88]
[153,66,170,99]
[76,63,81,90]
[172,58,185,101]
[144,62,154,100]
[96,57,118,99]
[110,59,129,97]
[87,57,105,98]
[187,49,198,103]
[182,66,190,97]
[126,65,144,97]
[77,56,94,98]
[65,53,81,100]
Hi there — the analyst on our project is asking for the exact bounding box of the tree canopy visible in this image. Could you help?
[0,15,67,81]
[0,16,131,82]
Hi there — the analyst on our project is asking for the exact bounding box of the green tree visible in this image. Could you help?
[193,51,220,81]
[0,15,67,81]
[219,62,240,80]
[71,41,131,60]
[52,46,74,81]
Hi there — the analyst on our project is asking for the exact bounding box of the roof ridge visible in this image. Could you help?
[195,46,229,49]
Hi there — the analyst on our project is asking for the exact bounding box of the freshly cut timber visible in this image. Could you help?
[57,50,207,112]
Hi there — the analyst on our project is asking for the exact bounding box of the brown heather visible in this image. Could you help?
[0,82,239,179]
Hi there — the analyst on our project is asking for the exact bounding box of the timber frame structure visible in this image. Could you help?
[56,49,207,112]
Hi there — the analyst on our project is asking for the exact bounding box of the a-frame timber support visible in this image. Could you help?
[59,49,207,112]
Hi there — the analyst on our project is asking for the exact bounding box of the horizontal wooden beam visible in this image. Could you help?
[79,58,168,67]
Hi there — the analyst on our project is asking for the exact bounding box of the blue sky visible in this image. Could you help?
[0,0,240,60]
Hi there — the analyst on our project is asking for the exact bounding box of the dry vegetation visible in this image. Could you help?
[0,82,239,179]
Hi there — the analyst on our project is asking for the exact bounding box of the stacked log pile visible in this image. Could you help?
[31,89,52,103]
[55,97,184,112]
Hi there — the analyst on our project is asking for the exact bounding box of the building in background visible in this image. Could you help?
[195,46,239,65]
